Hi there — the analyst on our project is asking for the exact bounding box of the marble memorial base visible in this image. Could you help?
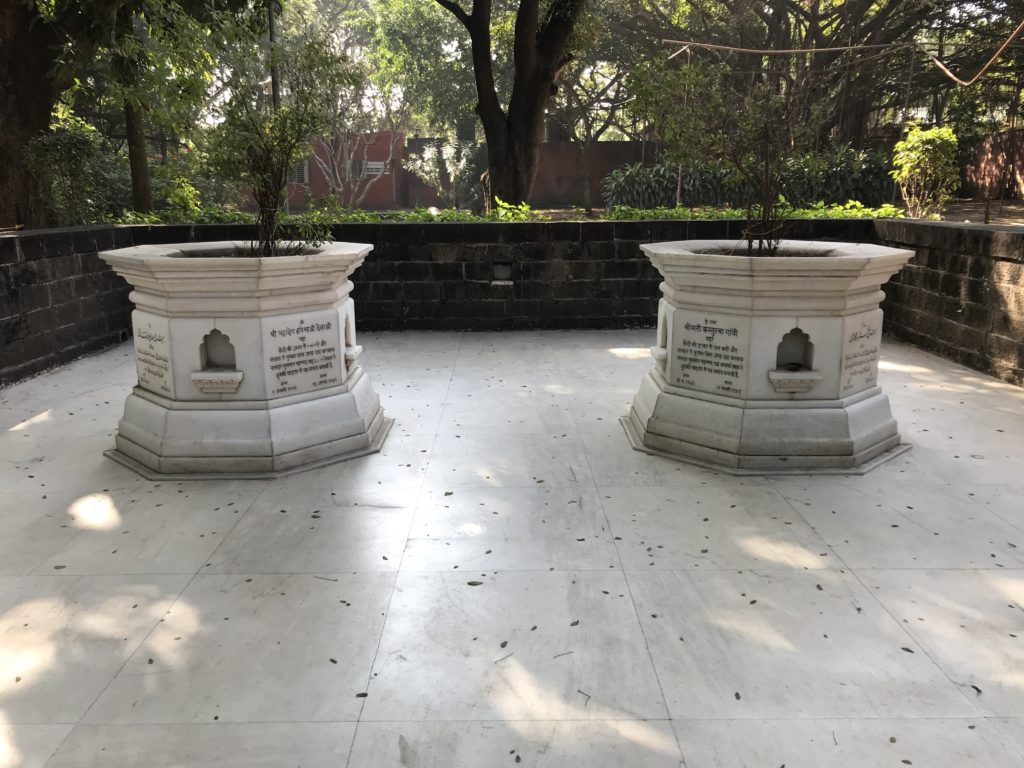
[100,241,391,479]
[624,239,915,475]
[110,367,391,479]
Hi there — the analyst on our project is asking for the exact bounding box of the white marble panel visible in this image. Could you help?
[628,569,977,719]
[864,569,1024,716]
[82,572,393,724]
[774,479,1024,569]
[362,570,667,721]
[673,717,1023,767]
[44,723,356,767]
[32,481,265,575]
[348,721,683,768]
[206,483,415,574]
[169,317,266,401]
[424,432,594,489]
[261,308,344,398]
[841,309,884,397]
[402,486,618,572]
[131,311,174,398]
[668,309,752,398]
[600,484,836,570]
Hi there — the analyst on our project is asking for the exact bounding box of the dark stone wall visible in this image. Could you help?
[343,218,874,331]
[0,218,875,386]
[877,219,1024,386]
[0,223,257,386]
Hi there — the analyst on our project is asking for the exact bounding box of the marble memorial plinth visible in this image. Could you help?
[623,239,914,474]
[100,241,392,478]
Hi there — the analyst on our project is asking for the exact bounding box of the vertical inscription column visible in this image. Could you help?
[840,310,883,396]
[669,310,751,398]
[132,311,174,398]
[262,309,343,398]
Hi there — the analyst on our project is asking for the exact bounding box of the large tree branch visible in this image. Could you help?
[536,0,587,74]
[432,0,470,28]
[513,0,539,77]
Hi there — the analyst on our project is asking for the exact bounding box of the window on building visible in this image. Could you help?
[287,160,309,185]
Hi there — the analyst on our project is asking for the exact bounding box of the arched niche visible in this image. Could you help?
[776,327,813,372]
[200,329,236,371]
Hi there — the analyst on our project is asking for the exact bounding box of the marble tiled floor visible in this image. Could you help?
[2,331,1024,767]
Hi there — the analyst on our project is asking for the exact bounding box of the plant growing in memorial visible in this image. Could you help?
[209,28,356,256]
[632,60,816,255]
[891,125,959,220]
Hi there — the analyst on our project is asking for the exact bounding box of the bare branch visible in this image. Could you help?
[433,0,470,29]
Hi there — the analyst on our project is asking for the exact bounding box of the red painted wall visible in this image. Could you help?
[285,136,658,210]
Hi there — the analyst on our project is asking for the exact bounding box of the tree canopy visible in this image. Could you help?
[5,0,1024,226]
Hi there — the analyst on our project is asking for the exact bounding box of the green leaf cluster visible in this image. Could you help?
[891,126,960,220]
[24,113,132,224]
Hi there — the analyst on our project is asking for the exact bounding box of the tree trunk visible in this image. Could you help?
[576,139,592,213]
[0,2,63,228]
[124,100,153,212]
[481,117,544,207]
[438,0,585,209]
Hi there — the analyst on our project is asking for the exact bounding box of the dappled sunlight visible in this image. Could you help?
[74,594,177,640]
[878,360,933,375]
[455,523,485,537]
[607,347,650,360]
[710,612,797,652]
[0,713,19,768]
[67,493,121,531]
[492,658,678,755]
[984,573,1024,606]
[543,383,573,395]
[878,581,1024,694]
[7,410,51,432]
[143,600,203,675]
[0,587,195,704]
[0,599,60,695]
[736,536,827,570]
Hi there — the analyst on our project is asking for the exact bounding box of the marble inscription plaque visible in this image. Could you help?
[263,310,343,397]
[840,311,882,396]
[669,311,749,398]
[133,312,173,397]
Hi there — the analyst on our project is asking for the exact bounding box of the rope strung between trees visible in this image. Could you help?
[664,18,1024,87]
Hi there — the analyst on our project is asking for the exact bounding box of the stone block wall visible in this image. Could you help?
[877,219,1024,385]
[342,218,874,331]
[0,224,256,386]
[1,218,875,386]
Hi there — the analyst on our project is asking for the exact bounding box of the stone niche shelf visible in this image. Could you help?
[623,239,915,474]
[100,240,392,479]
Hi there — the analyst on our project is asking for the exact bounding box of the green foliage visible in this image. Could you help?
[151,143,247,212]
[601,164,678,209]
[605,202,904,221]
[604,149,893,211]
[781,147,893,208]
[604,205,740,221]
[891,126,960,220]
[24,112,132,225]
[404,141,484,209]
[162,177,202,221]
[780,201,904,220]
[488,198,545,222]
[391,207,481,223]
[208,26,357,255]
[116,206,254,225]
[630,57,820,254]
[367,0,478,136]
